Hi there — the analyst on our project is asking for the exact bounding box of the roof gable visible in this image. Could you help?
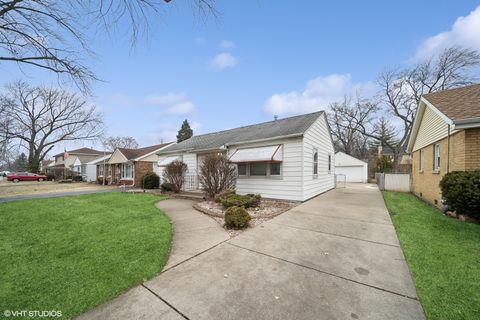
[423,84,480,121]
[335,152,367,166]
[160,111,324,153]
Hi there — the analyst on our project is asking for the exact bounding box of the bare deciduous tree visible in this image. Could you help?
[0,81,104,172]
[162,160,187,193]
[377,46,480,165]
[104,136,139,150]
[199,153,236,198]
[0,0,217,92]
[328,96,376,160]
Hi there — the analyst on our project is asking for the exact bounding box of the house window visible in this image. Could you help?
[270,162,281,176]
[121,163,133,179]
[98,165,104,176]
[250,163,267,176]
[433,144,441,171]
[419,149,424,172]
[108,165,112,176]
[313,148,318,175]
[237,163,247,176]
[328,154,331,174]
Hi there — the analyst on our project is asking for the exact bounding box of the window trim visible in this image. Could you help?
[98,165,104,177]
[313,148,318,178]
[121,162,134,179]
[419,149,424,173]
[237,163,248,176]
[433,143,441,172]
[327,153,332,174]
[237,162,283,179]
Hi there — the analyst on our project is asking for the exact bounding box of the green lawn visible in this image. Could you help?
[0,193,172,319]
[383,191,480,320]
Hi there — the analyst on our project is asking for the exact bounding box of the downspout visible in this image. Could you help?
[447,124,451,174]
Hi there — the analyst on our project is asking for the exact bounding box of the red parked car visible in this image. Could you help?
[7,172,48,183]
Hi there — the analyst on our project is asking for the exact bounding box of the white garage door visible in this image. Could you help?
[335,165,364,183]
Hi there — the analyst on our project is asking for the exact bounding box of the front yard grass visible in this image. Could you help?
[0,193,172,319]
[383,191,480,320]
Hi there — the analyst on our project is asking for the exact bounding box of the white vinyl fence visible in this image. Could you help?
[376,173,411,192]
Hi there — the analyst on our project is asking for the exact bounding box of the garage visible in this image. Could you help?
[334,152,368,183]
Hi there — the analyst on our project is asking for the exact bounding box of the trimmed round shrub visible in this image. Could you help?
[246,193,262,208]
[224,206,251,229]
[141,171,160,189]
[161,182,176,192]
[221,194,249,208]
[221,193,262,208]
[440,171,480,218]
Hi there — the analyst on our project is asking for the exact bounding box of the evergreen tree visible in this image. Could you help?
[12,153,28,172]
[176,120,193,143]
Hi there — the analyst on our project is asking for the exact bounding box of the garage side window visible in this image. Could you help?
[313,148,318,176]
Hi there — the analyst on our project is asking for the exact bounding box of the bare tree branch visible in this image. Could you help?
[0,80,104,171]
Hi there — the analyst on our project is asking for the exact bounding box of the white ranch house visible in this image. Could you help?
[156,111,335,201]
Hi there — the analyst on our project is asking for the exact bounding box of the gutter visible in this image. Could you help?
[225,133,303,147]
[452,117,480,130]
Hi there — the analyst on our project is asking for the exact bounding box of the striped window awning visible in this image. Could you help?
[229,145,283,163]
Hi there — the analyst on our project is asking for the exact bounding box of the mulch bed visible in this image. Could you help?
[194,199,298,237]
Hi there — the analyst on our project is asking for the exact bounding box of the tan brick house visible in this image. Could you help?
[407,84,480,209]
[97,143,172,187]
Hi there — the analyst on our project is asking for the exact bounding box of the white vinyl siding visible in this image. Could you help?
[302,114,335,200]
[412,106,454,151]
[231,138,303,201]
[183,153,198,174]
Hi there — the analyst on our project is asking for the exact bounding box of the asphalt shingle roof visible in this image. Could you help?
[54,147,103,157]
[161,111,324,153]
[423,84,480,121]
[118,143,171,160]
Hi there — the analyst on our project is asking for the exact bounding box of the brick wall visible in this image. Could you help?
[134,161,154,187]
[465,128,480,170]
[412,128,480,209]
[412,131,465,209]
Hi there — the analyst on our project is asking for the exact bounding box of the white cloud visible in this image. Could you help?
[146,93,195,115]
[219,40,235,49]
[209,52,238,69]
[264,74,376,116]
[414,5,480,60]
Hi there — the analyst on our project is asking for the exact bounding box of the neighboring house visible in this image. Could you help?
[39,159,54,172]
[157,111,335,201]
[84,154,111,182]
[407,84,480,209]
[98,143,173,186]
[334,152,368,183]
[377,145,412,166]
[53,148,104,169]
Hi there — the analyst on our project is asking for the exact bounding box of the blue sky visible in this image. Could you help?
[2,0,480,154]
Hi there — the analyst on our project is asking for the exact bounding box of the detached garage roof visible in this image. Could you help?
[159,111,324,154]
[334,152,367,166]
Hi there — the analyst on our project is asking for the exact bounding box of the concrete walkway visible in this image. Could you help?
[78,185,425,320]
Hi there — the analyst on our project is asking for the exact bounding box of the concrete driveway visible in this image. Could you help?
[79,184,425,319]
